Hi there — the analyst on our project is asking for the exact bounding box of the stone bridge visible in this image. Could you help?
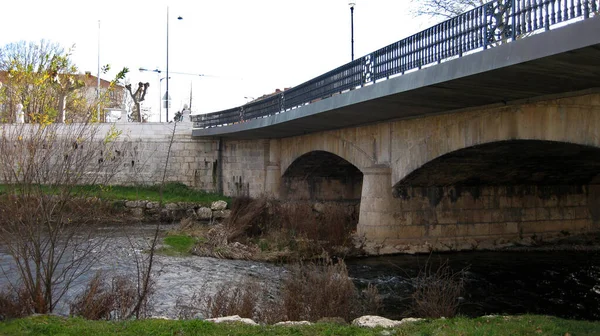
[189,2,600,253]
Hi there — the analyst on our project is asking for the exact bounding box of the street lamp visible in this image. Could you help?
[167,6,183,122]
[349,1,355,61]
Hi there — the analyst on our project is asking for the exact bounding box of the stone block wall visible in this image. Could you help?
[378,184,598,252]
[103,123,220,191]
[281,177,362,201]
[221,139,269,197]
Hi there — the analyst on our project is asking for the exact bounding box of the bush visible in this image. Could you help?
[281,259,380,322]
[0,287,32,320]
[176,280,265,321]
[69,272,146,320]
[199,197,358,261]
[410,259,467,318]
[177,259,381,323]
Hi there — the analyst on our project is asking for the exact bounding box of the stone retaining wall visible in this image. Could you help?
[120,199,230,222]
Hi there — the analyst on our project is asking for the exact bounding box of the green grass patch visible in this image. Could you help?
[1,314,600,336]
[160,235,197,256]
[0,182,229,206]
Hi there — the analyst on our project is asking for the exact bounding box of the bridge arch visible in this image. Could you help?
[281,150,363,202]
[393,98,600,185]
[280,133,377,176]
[385,139,600,252]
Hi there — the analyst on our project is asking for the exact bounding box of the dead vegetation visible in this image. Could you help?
[69,271,148,320]
[190,197,360,261]
[410,259,467,318]
[176,259,381,324]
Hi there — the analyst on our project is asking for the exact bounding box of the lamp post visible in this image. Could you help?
[349,1,355,61]
[166,6,183,122]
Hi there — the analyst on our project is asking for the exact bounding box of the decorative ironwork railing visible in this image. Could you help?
[192,0,599,129]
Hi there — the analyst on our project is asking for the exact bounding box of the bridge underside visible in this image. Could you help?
[356,140,600,254]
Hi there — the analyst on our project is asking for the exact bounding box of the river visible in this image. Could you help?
[0,225,599,320]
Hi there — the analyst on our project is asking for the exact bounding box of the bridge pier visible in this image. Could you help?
[357,166,395,240]
[265,139,281,198]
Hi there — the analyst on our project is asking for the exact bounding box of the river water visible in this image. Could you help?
[1,225,599,320]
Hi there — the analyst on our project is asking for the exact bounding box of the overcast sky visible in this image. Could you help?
[0,0,433,121]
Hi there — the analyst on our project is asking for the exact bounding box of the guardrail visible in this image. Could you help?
[192,0,599,129]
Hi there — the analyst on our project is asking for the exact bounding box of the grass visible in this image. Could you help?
[159,235,198,256]
[1,314,600,335]
[0,182,229,206]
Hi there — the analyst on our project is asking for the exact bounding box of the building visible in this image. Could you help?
[0,71,126,123]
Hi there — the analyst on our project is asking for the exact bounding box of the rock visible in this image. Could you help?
[130,208,144,217]
[178,202,196,209]
[205,315,257,325]
[165,203,179,210]
[313,202,325,213]
[125,200,138,208]
[399,317,423,324]
[352,315,402,328]
[196,207,212,220]
[146,201,159,209]
[352,315,422,328]
[213,209,231,219]
[211,200,228,211]
[186,208,197,218]
[274,321,312,326]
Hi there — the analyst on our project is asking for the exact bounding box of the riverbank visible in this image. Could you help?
[1,314,600,335]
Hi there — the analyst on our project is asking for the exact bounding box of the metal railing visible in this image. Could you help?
[192,0,599,129]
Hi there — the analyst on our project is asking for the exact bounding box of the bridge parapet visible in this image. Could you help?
[192,0,599,131]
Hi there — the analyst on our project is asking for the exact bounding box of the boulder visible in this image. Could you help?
[196,207,212,220]
[165,203,179,210]
[186,208,197,218]
[213,209,231,219]
[130,208,144,217]
[125,200,138,208]
[205,315,257,325]
[146,201,159,209]
[352,315,422,328]
[211,200,228,211]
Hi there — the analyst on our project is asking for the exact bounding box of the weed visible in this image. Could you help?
[69,271,144,320]
[410,258,467,318]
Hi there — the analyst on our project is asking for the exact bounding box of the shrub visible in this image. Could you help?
[0,286,32,320]
[70,272,146,320]
[176,280,264,321]
[178,259,381,323]
[281,259,379,322]
[410,259,467,318]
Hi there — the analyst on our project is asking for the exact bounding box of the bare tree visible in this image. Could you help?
[0,121,128,314]
[410,0,485,20]
[125,82,150,122]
